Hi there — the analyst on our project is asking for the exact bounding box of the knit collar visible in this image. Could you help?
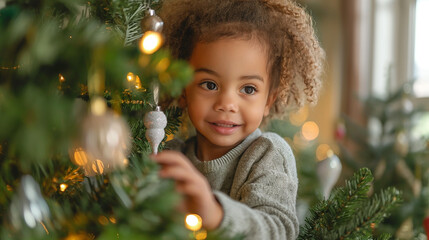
[185,129,262,173]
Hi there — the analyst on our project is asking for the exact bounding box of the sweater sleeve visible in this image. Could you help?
[213,135,299,240]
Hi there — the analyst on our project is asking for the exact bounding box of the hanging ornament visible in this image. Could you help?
[334,121,346,140]
[71,97,131,176]
[144,106,167,154]
[10,175,50,230]
[394,131,409,157]
[401,97,414,114]
[140,8,164,33]
[424,216,429,237]
[396,217,414,239]
[139,8,164,54]
[316,152,342,199]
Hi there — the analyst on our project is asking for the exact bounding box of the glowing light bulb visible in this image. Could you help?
[301,121,319,141]
[185,214,202,231]
[139,31,163,54]
[127,72,135,82]
[135,75,142,89]
[60,183,68,192]
[59,74,65,82]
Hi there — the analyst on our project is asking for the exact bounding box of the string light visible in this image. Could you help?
[60,183,68,192]
[59,73,65,82]
[139,31,163,54]
[139,8,164,54]
[135,75,143,89]
[0,65,20,70]
[126,72,135,82]
[185,214,202,232]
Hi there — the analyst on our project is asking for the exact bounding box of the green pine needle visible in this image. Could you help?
[299,168,402,240]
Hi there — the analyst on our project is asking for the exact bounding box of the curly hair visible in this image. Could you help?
[159,0,324,117]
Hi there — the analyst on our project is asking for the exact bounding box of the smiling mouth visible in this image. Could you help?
[210,122,241,128]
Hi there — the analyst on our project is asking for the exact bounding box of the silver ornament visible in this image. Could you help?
[71,106,131,176]
[10,175,50,230]
[140,9,164,33]
[316,154,342,199]
[144,106,167,154]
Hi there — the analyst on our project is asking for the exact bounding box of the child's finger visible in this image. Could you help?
[159,164,193,182]
[152,150,193,169]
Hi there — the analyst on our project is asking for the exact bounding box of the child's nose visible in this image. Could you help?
[214,91,238,113]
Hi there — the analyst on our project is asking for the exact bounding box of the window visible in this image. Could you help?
[368,0,429,138]
[413,0,429,98]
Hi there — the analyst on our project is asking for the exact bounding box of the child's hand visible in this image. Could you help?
[151,150,223,230]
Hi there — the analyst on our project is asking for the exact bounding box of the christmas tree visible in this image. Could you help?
[0,0,239,239]
[0,0,404,239]
[339,83,429,238]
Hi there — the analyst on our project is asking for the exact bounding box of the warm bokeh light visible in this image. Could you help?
[90,97,107,116]
[109,216,117,224]
[139,31,163,54]
[59,73,65,82]
[156,58,170,72]
[185,214,202,231]
[98,216,109,225]
[60,183,68,192]
[123,158,129,166]
[301,121,319,141]
[289,105,309,126]
[159,72,171,85]
[135,75,143,89]
[92,159,104,174]
[73,148,88,166]
[127,72,135,82]
[194,229,208,240]
[316,144,331,161]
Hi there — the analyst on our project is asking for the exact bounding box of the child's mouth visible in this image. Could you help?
[209,121,241,135]
[212,123,236,128]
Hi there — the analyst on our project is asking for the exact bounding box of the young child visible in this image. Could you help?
[152,0,324,239]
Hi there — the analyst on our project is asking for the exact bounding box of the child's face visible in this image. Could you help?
[184,37,275,152]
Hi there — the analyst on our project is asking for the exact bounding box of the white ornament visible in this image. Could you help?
[10,175,50,229]
[317,154,342,199]
[144,106,167,154]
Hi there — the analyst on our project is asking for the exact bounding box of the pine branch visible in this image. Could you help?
[340,187,401,239]
[298,168,373,238]
[299,168,402,240]
[327,168,374,227]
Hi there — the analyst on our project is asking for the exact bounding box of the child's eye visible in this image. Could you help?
[240,86,257,95]
[200,81,218,91]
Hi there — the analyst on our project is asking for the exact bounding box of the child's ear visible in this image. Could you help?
[264,91,277,117]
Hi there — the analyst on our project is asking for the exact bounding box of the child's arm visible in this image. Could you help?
[151,151,224,230]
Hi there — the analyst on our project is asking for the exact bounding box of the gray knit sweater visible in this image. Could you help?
[168,128,299,239]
